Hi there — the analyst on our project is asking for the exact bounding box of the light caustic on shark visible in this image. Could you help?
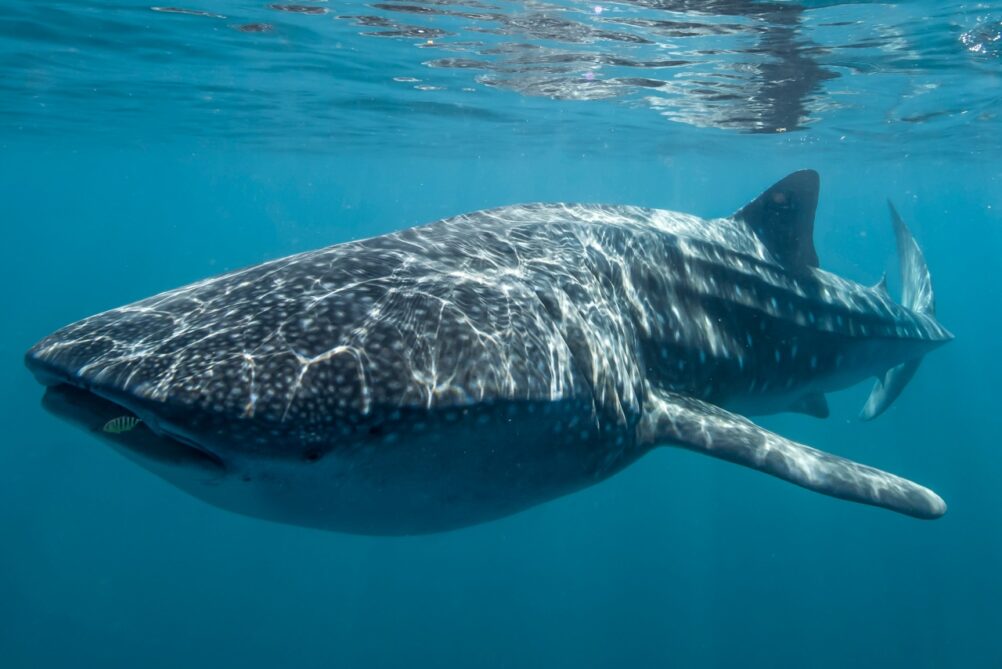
[25,170,953,534]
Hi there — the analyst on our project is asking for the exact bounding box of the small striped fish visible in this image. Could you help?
[102,416,142,434]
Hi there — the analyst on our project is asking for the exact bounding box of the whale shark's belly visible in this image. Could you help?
[192,399,645,534]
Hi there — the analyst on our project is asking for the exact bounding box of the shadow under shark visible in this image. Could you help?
[25,170,952,534]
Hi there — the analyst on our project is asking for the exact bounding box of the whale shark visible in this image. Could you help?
[25,170,952,534]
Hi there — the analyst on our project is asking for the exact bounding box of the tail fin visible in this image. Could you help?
[889,201,935,317]
[859,202,936,421]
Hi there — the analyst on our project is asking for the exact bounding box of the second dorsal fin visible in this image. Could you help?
[734,170,820,271]
[872,272,890,298]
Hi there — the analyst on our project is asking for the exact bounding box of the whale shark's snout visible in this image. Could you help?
[39,382,225,474]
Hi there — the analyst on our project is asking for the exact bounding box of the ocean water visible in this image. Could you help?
[2,1,1001,667]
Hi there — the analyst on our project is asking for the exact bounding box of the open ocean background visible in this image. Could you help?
[2,1,1001,667]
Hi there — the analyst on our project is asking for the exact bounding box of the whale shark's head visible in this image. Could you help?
[23,317,396,531]
[25,344,407,533]
[23,319,608,535]
[21,295,375,488]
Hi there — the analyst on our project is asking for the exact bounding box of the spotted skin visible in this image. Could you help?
[25,179,953,533]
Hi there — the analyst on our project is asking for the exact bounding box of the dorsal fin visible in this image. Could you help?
[734,170,820,271]
[872,272,889,298]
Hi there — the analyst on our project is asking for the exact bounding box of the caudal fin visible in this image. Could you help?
[889,201,935,317]
[859,202,937,421]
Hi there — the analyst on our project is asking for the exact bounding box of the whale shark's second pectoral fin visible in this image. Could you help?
[638,390,945,519]
[789,392,829,418]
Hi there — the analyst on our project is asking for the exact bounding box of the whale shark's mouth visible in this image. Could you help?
[39,382,225,474]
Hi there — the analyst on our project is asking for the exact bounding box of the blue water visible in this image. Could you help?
[2,1,1001,667]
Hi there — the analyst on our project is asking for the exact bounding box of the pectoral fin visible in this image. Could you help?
[638,390,945,519]
[790,392,829,418]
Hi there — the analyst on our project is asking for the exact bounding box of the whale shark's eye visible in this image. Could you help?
[304,450,322,463]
